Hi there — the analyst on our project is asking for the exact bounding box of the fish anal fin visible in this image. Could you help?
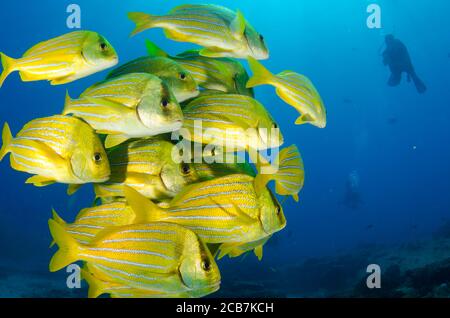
[295,113,314,125]
[67,184,82,196]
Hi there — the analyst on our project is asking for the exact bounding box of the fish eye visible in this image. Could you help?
[161,98,169,108]
[93,152,102,164]
[100,43,107,51]
[179,72,186,80]
[259,34,264,42]
[276,205,281,215]
[201,259,211,272]
[181,163,191,175]
[272,123,278,129]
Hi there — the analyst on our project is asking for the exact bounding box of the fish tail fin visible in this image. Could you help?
[145,39,168,57]
[273,145,304,201]
[0,52,16,88]
[124,186,164,223]
[254,145,304,201]
[48,219,82,272]
[0,122,13,162]
[81,267,106,298]
[246,57,274,88]
[411,72,427,94]
[62,90,73,115]
[128,12,157,36]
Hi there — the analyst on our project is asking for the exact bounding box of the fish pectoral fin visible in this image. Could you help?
[67,184,82,196]
[295,113,314,125]
[230,10,246,39]
[199,47,232,58]
[25,175,56,187]
[49,72,77,86]
[209,196,255,225]
[105,134,130,149]
[84,96,135,110]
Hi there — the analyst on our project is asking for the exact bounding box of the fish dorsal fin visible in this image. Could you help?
[230,10,246,39]
[123,185,163,223]
[105,135,129,149]
[145,39,169,57]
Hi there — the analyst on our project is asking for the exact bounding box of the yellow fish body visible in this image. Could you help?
[128,4,268,59]
[246,57,326,128]
[94,138,201,201]
[124,172,287,245]
[82,264,217,298]
[182,94,284,152]
[63,73,183,148]
[146,40,254,96]
[0,31,118,87]
[107,56,199,102]
[51,202,134,245]
[0,115,110,186]
[49,220,221,295]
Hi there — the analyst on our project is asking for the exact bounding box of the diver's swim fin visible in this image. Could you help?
[410,72,427,94]
[388,71,402,87]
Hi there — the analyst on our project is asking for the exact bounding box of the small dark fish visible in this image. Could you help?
[387,117,398,125]
[366,224,374,230]
[342,97,353,104]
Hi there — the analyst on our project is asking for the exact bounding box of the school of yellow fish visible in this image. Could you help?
[0,4,326,298]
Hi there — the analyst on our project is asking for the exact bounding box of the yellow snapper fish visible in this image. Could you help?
[82,264,217,298]
[93,138,201,201]
[182,94,284,152]
[48,220,221,295]
[146,40,254,96]
[246,57,326,128]
[217,235,271,261]
[192,158,255,180]
[0,31,118,87]
[255,144,305,202]
[51,202,134,245]
[107,56,199,102]
[124,171,287,245]
[0,115,110,187]
[128,4,269,59]
[62,73,183,148]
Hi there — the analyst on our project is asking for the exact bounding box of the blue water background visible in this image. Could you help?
[0,0,449,296]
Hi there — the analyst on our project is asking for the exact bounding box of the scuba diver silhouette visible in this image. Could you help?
[382,34,427,94]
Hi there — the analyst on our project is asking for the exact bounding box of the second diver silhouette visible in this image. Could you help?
[382,34,427,94]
